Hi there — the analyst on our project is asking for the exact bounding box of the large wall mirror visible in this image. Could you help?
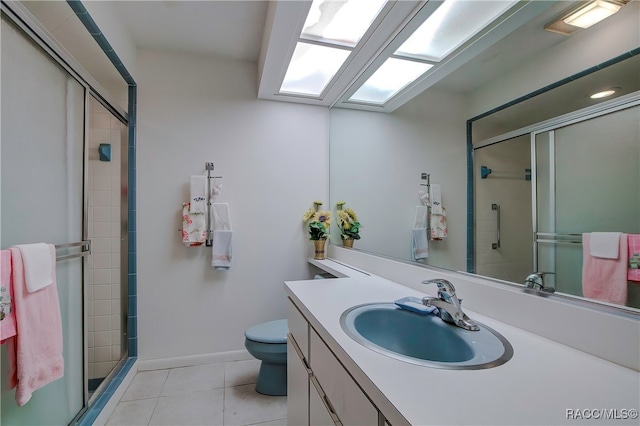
[329,0,639,311]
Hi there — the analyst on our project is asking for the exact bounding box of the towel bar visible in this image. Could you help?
[54,240,91,261]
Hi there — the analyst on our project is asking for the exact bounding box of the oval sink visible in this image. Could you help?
[340,303,513,370]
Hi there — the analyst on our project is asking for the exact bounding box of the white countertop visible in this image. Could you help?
[285,275,640,426]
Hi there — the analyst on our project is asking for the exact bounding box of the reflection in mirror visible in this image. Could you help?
[330,88,468,272]
[474,98,640,309]
[473,134,532,283]
[472,54,640,142]
[329,0,639,312]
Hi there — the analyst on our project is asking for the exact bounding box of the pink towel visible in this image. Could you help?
[1,249,17,343]
[628,234,640,282]
[582,233,628,305]
[7,246,64,406]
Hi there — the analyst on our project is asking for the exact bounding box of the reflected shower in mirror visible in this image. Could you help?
[473,101,640,309]
[329,0,639,312]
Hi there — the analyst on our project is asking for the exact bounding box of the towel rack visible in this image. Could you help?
[419,173,432,241]
[205,162,223,247]
[55,240,91,261]
[535,232,582,245]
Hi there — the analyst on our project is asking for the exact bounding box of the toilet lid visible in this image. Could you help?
[245,319,288,344]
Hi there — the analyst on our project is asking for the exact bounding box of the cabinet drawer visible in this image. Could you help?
[310,376,341,426]
[310,328,378,426]
[288,298,309,360]
[287,334,310,426]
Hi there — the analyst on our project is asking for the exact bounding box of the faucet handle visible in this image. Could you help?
[421,279,456,299]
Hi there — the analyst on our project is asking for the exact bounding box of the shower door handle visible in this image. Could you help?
[492,204,501,249]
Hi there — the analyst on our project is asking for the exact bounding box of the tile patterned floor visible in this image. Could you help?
[106,360,287,426]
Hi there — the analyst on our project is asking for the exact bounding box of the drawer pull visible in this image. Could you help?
[288,333,312,373]
[311,376,341,424]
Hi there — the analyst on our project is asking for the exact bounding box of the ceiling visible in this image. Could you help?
[18,0,639,113]
[112,1,268,62]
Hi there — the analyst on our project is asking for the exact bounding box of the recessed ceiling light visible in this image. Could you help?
[589,89,617,99]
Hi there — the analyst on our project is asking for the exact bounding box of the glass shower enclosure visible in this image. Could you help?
[1,6,130,423]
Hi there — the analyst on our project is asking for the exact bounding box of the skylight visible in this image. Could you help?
[300,0,387,47]
[279,0,387,97]
[346,0,518,106]
[280,43,351,96]
[349,58,433,104]
[263,0,527,111]
[395,0,518,62]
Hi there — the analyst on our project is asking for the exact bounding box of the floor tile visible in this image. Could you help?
[161,363,225,396]
[106,398,158,426]
[223,384,287,426]
[148,389,224,425]
[121,370,169,401]
[224,359,260,387]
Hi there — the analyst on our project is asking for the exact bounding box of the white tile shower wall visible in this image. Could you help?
[136,49,329,361]
[88,98,122,380]
[474,135,532,282]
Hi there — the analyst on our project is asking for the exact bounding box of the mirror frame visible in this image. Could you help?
[466,49,640,315]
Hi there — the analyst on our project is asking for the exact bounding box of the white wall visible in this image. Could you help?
[468,1,640,117]
[136,49,329,361]
[330,89,467,271]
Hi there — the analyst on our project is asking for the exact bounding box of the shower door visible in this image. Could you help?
[534,105,640,306]
[1,15,86,424]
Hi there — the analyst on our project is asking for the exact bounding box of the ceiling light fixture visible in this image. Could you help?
[589,88,617,99]
[545,0,625,36]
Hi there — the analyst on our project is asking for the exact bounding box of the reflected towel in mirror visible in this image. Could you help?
[412,228,428,260]
[582,233,628,305]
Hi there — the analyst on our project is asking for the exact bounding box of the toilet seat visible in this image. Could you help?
[245,319,287,344]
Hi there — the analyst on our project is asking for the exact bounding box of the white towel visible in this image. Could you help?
[430,184,442,215]
[190,176,207,214]
[413,206,428,229]
[15,243,54,293]
[211,203,232,230]
[589,232,621,259]
[212,230,232,270]
[412,228,428,260]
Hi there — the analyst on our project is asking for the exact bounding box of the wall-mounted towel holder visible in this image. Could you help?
[205,162,223,247]
[419,173,432,240]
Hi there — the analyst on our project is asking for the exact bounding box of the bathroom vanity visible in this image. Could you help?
[285,261,639,425]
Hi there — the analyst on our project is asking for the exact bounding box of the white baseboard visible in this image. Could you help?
[93,359,139,426]
[137,349,253,371]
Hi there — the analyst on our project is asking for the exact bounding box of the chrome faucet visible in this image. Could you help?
[421,279,479,331]
[524,272,555,293]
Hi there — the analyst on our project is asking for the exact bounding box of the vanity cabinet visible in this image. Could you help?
[287,298,381,426]
[309,329,379,425]
[288,334,310,425]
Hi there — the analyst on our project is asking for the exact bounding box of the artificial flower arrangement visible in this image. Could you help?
[302,201,332,240]
[336,201,361,241]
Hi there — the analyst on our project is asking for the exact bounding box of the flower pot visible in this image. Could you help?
[313,239,327,260]
[342,238,355,248]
